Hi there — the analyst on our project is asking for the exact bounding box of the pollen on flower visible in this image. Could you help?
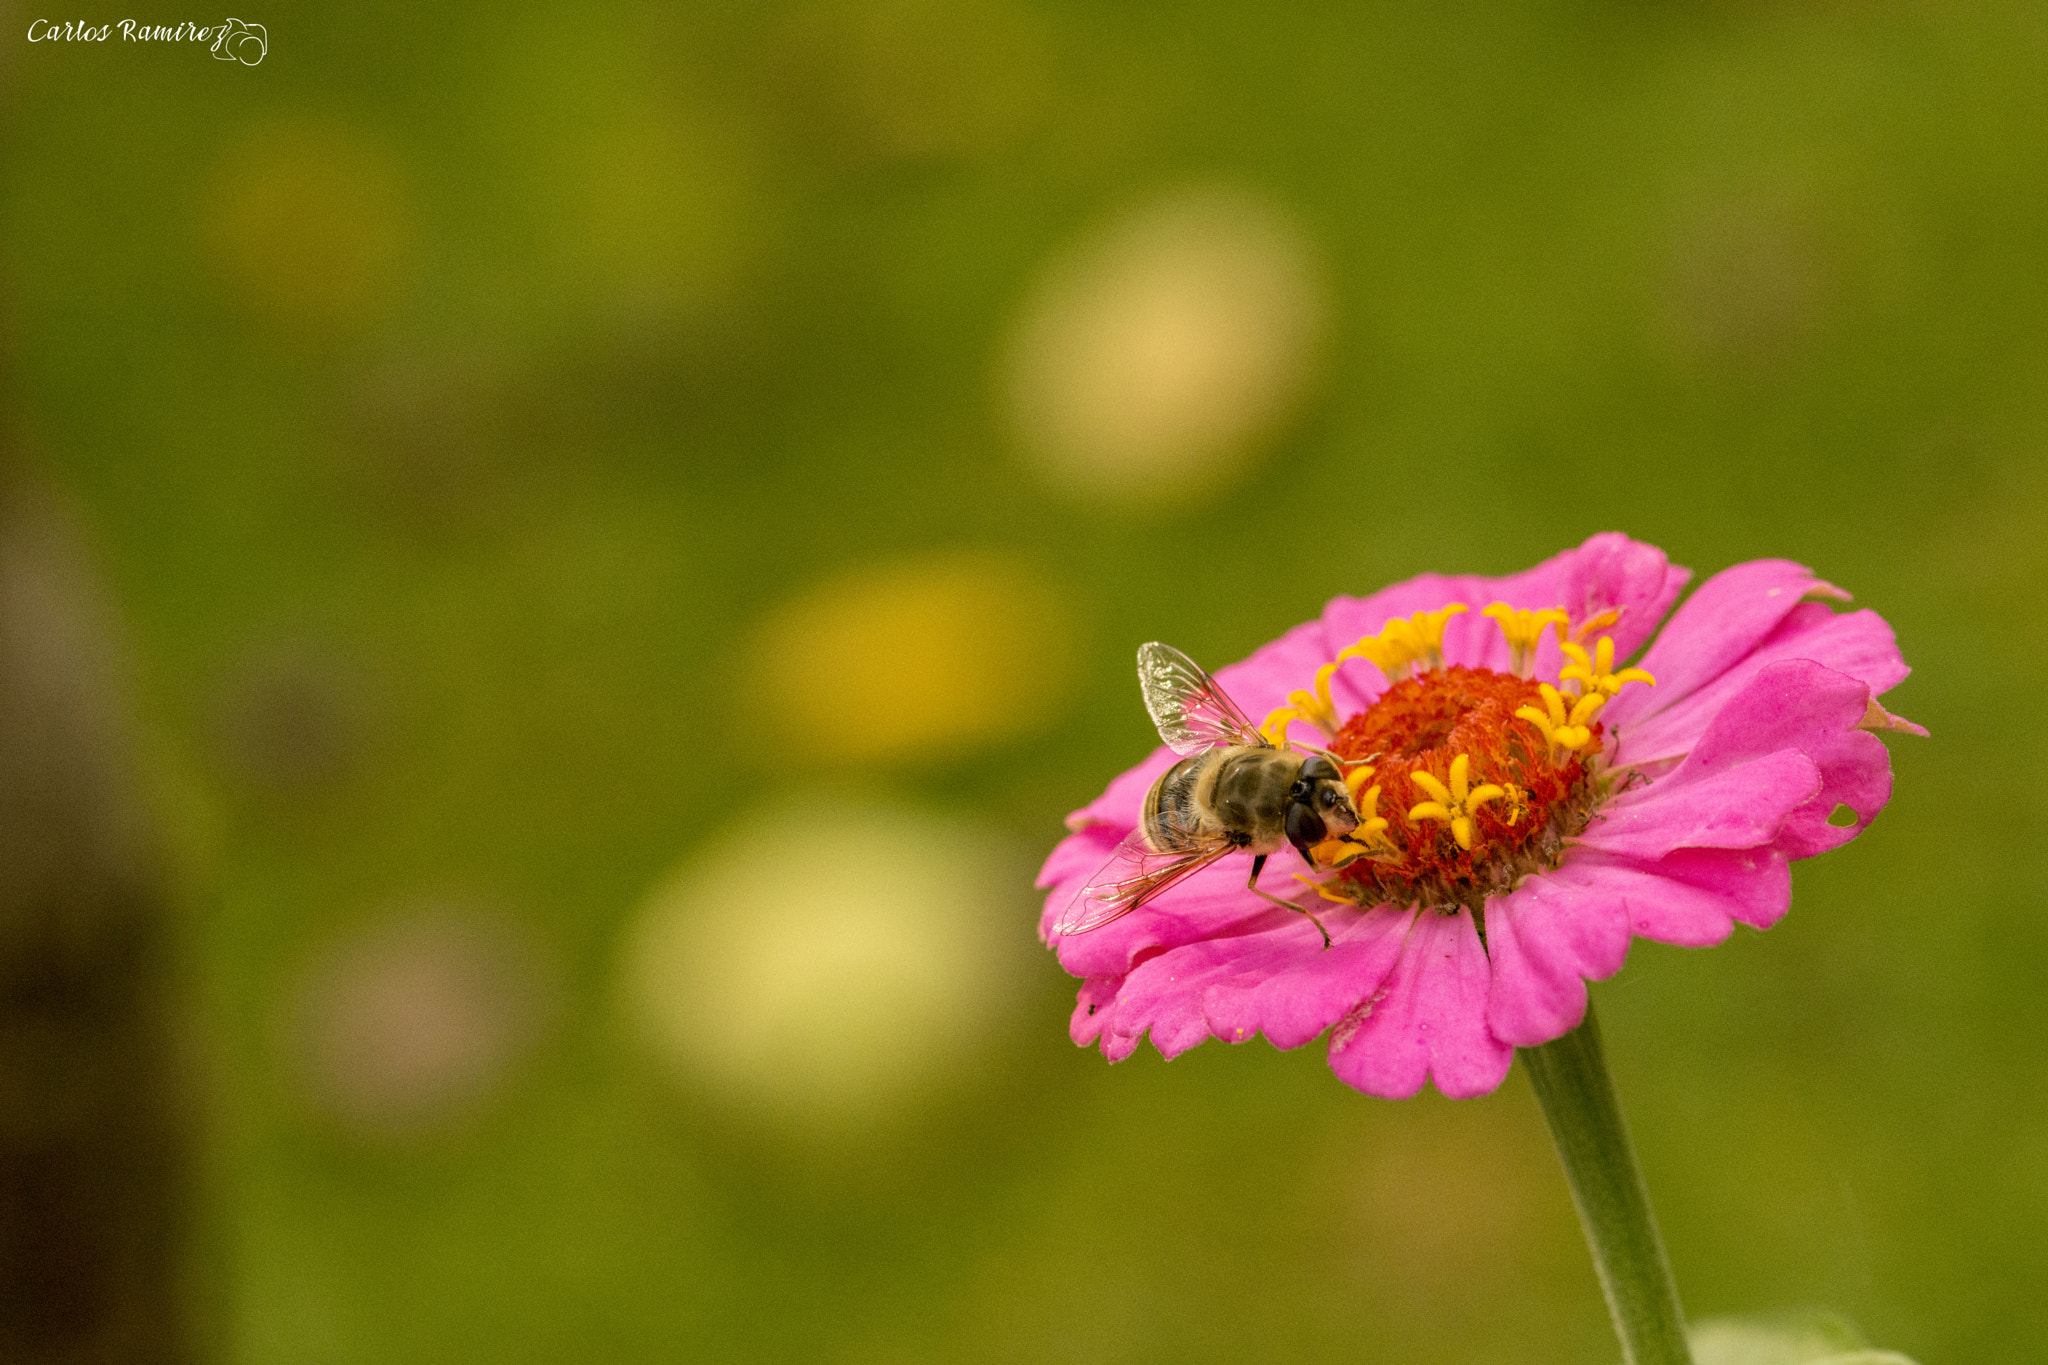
[1313,661,1602,911]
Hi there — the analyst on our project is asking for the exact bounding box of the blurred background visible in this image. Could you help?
[0,0,2037,1361]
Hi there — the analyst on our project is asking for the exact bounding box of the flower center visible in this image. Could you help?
[1263,603,1656,914]
[1327,665,1596,909]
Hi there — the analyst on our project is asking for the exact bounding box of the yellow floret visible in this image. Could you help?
[1481,603,1568,678]
[1406,753,1505,851]
[1340,602,1469,680]
[1560,635,1657,699]
[1514,682,1608,760]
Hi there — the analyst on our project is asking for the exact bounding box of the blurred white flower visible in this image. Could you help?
[1005,187,1328,506]
[620,802,1024,1131]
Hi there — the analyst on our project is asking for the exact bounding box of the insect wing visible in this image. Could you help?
[1053,827,1235,936]
[1136,642,1265,756]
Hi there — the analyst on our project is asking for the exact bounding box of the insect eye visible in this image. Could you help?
[1286,804,1327,850]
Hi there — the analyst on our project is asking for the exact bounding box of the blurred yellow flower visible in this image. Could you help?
[742,552,1074,766]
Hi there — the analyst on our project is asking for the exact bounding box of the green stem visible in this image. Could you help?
[1521,1002,1694,1365]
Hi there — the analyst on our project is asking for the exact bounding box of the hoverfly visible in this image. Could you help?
[1054,642,1361,947]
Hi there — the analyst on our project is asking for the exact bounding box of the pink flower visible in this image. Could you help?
[1037,533,1921,1099]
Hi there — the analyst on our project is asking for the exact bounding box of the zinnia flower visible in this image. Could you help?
[1038,533,1920,1099]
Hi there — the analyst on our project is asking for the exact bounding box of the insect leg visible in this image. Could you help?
[1245,855,1332,950]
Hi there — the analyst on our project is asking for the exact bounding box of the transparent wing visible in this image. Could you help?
[1136,642,1265,757]
[1052,827,1237,936]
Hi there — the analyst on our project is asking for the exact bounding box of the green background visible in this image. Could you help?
[3,0,2035,1360]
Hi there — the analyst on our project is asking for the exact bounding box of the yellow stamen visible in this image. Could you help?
[1403,603,1468,669]
[1308,838,1368,868]
[1343,763,1377,801]
[1481,603,1568,678]
[1514,682,1608,759]
[1283,660,1345,737]
[1569,608,1623,643]
[1559,635,1656,699]
[1338,631,1417,682]
[1405,753,1505,851]
[1339,603,1469,680]
[1352,783,1391,845]
[1258,706,1302,748]
[1261,651,1382,747]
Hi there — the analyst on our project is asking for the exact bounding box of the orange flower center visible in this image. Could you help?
[1263,602,1656,914]
[1325,665,1600,910]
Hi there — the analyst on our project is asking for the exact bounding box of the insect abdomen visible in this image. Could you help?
[1142,751,1217,852]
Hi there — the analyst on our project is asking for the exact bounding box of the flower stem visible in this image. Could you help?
[1521,1002,1694,1365]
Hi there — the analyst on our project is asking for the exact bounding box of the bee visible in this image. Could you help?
[1055,642,1361,948]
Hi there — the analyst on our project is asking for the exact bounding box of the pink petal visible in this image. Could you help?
[1482,842,1797,1048]
[1098,903,1374,1058]
[1666,659,1896,859]
[1609,559,1853,730]
[1070,975,1121,1047]
[1325,907,1511,1099]
[1576,749,1823,859]
[1043,841,1301,978]
[1483,861,1633,1047]
[1569,845,1793,937]
[1038,823,1124,895]
[1612,603,1911,761]
[1555,532,1695,663]
[1201,904,1414,1049]
[1212,614,1352,721]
